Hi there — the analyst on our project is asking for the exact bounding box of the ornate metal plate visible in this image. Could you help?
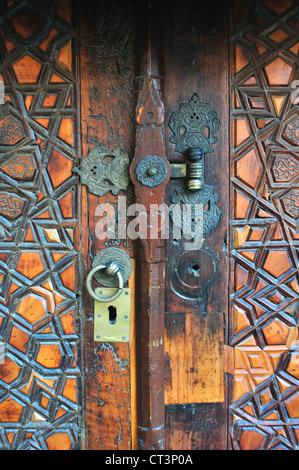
[91,247,133,287]
[168,94,221,238]
[168,94,221,155]
[171,184,221,238]
[73,144,130,196]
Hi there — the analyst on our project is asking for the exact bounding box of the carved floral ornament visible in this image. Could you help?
[283,118,299,146]
[272,155,299,182]
[0,105,35,151]
[0,115,24,146]
[0,192,25,220]
[283,191,299,219]
[1,155,36,180]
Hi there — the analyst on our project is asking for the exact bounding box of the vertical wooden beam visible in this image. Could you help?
[162,0,230,449]
[130,0,170,450]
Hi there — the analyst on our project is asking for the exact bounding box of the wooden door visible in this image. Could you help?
[0,0,299,451]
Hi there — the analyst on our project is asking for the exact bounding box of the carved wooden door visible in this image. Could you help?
[0,0,299,451]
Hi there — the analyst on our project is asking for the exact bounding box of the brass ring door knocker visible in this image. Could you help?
[86,261,124,302]
[86,247,133,303]
[86,248,133,343]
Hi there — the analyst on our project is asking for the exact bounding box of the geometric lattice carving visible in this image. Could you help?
[12,55,43,85]
[230,0,299,450]
[264,58,293,86]
[12,6,42,39]
[0,0,80,450]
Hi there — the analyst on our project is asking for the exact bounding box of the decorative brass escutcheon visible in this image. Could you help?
[93,288,131,343]
[86,248,133,343]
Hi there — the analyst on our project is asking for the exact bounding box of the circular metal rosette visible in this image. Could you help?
[91,247,133,288]
[135,155,168,187]
[169,249,217,301]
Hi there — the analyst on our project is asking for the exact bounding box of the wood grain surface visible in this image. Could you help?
[79,0,136,450]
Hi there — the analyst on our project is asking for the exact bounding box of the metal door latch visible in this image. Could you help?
[170,147,204,191]
[75,96,221,239]
[86,248,133,342]
[168,94,222,237]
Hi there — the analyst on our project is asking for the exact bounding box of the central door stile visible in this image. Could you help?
[130,1,170,450]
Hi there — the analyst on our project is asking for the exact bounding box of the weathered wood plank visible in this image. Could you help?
[164,0,229,315]
[162,0,229,449]
[165,403,227,450]
[165,313,224,404]
[79,0,136,450]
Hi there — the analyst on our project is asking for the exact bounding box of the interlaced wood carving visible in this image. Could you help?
[0,0,81,450]
[230,0,299,450]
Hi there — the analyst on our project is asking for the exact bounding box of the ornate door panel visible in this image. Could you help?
[0,0,299,452]
[230,0,299,450]
[162,0,230,449]
[0,0,81,450]
[79,0,136,450]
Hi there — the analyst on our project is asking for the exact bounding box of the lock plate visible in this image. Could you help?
[94,288,131,342]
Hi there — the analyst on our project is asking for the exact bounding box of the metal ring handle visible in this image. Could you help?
[86,262,124,302]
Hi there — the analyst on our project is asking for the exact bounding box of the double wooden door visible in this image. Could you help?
[0,0,299,451]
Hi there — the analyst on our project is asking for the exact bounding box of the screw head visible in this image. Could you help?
[148,167,157,176]
[122,336,126,341]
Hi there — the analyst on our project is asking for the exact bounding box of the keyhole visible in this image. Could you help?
[108,305,117,324]
[187,263,201,278]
